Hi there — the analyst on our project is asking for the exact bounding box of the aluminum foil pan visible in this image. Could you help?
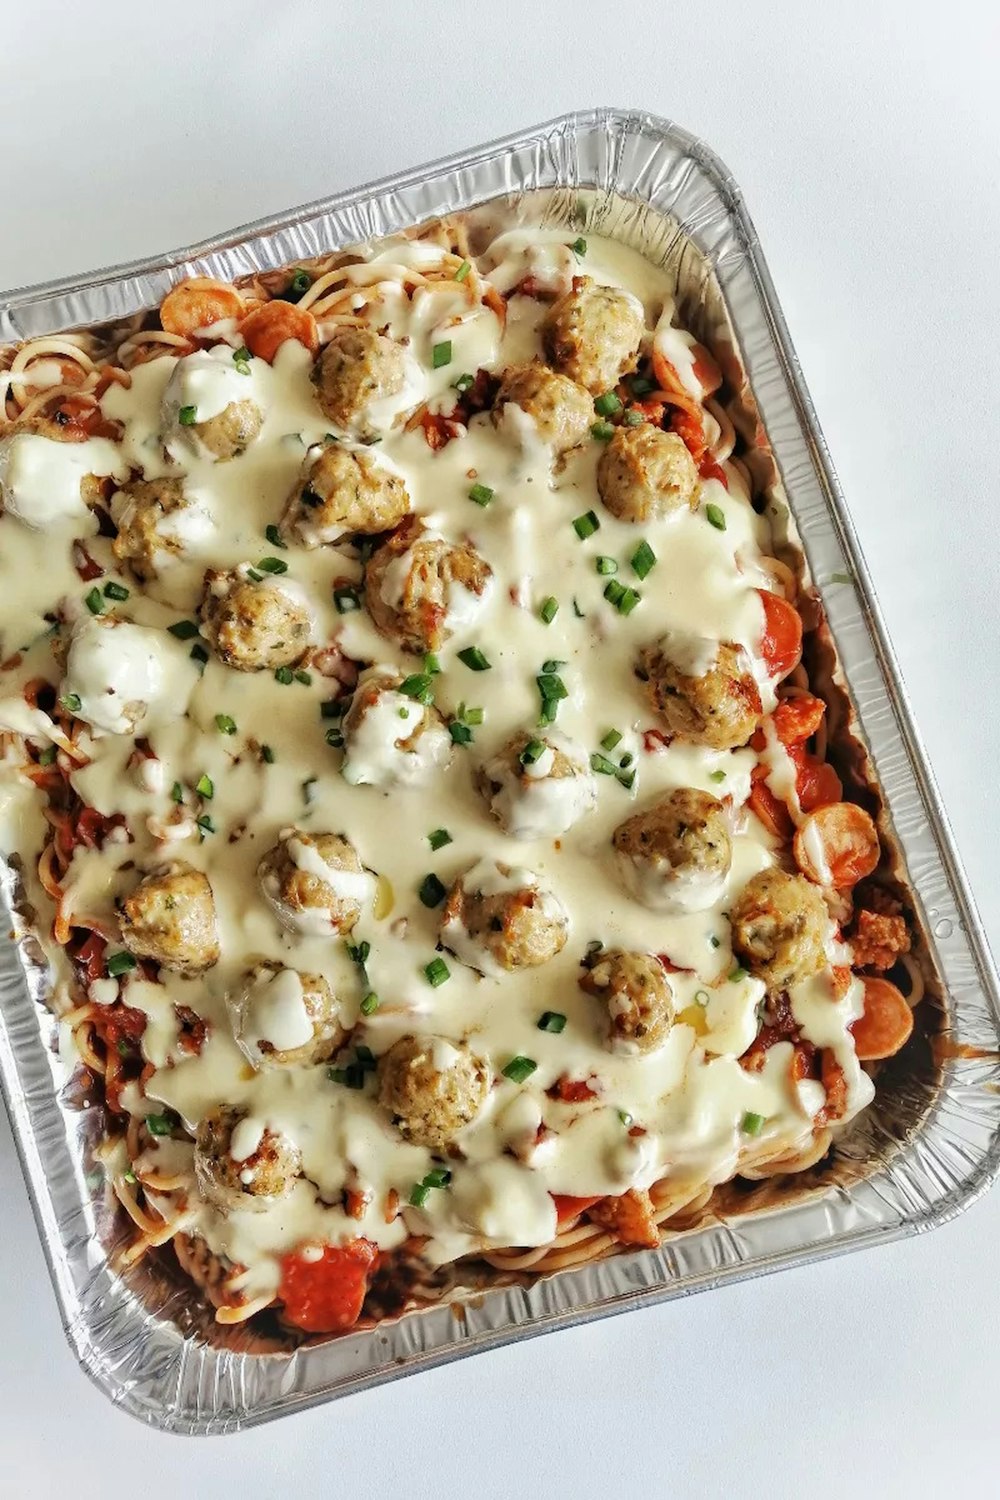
[2,108,999,1434]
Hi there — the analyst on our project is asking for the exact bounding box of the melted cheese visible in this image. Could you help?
[0,227,874,1305]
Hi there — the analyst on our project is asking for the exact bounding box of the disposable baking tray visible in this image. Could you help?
[2,107,999,1435]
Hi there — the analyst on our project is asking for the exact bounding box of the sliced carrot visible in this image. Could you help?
[240,300,319,362]
[159,277,245,338]
[794,750,842,812]
[773,693,825,746]
[756,589,802,680]
[551,1193,603,1228]
[794,802,880,888]
[850,977,914,1061]
[278,1239,378,1333]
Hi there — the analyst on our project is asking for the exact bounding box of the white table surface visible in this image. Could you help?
[2,2,999,1494]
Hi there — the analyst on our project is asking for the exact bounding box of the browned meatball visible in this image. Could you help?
[613,789,732,913]
[597,424,699,523]
[200,567,312,671]
[112,477,210,580]
[0,417,110,529]
[580,949,675,1054]
[476,730,596,840]
[542,276,644,394]
[636,638,762,750]
[730,867,829,989]
[491,361,593,453]
[364,517,493,655]
[440,859,569,977]
[313,326,407,432]
[281,441,410,548]
[192,399,263,460]
[377,1034,490,1151]
[230,962,346,1068]
[257,829,370,937]
[340,669,451,790]
[194,1105,301,1212]
[118,863,220,974]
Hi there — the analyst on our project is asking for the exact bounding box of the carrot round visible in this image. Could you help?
[794,750,842,812]
[240,300,319,363]
[757,589,803,680]
[794,801,880,888]
[159,277,245,338]
[851,976,914,1061]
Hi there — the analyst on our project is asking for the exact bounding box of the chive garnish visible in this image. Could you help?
[215,714,237,735]
[256,556,287,575]
[418,873,447,908]
[457,646,491,672]
[333,586,361,613]
[431,340,452,369]
[428,828,452,851]
[84,587,103,615]
[178,405,197,426]
[145,1113,172,1136]
[622,409,644,427]
[601,729,622,751]
[570,237,587,256]
[274,666,294,684]
[454,258,471,282]
[190,643,209,667]
[537,1012,566,1034]
[595,556,617,576]
[709,769,727,783]
[591,752,617,776]
[741,1112,766,1136]
[38,745,57,767]
[449,720,473,745]
[705,503,727,531]
[539,596,559,625]
[195,774,214,799]
[261,744,276,764]
[399,672,435,703]
[60,692,82,714]
[107,951,137,977]
[631,540,656,579]
[168,620,200,640]
[424,957,450,987]
[285,268,312,300]
[196,814,215,837]
[360,992,379,1016]
[519,738,547,766]
[409,1182,431,1208]
[594,391,622,418]
[170,781,183,803]
[468,483,494,507]
[591,420,615,442]
[572,510,600,540]
[264,524,286,549]
[103,581,129,601]
[233,346,252,374]
[452,372,475,393]
[503,1055,537,1084]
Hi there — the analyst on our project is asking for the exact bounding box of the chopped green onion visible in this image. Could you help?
[424,957,450,987]
[261,744,276,764]
[729,966,747,983]
[468,482,494,507]
[619,752,633,769]
[103,581,129,602]
[541,659,566,673]
[452,372,475,393]
[709,769,727,783]
[709,934,721,949]
[454,259,471,282]
[84,587,103,615]
[37,745,57,767]
[537,1011,566,1034]
[519,738,547,767]
[178,405,197,426]
[603,580,625,607]
[424,652,441,676]
[190,643,209,667]
[256,556,288,575]
[409,1182,431,1208]
[572,510,600,540]
[145,1113,172,1136]
[196,814,216,837]
[107,950,137,977]
[536,672,567,701]
[428,828,452,851]
[618,1109,633,1127]
[630,375,654,397]
[233,345,252,374]
[399,672,435,704]
[274,665,294,685]
[616,767,636,791]
[570,237,587,257]
[431,340,452,369]
[302,776,318,805]
[168,620,200,640]
[463,706,484,725]
[215,714,237,735]
[195,774,214,799]
[419,873,447,908]
[360,992,380,1016]
[449,720,473,745]
[284,268,312,300]
[264,524,286,550]
[622,409,644,427]
[503,1055,537,1084]
[59,692,82,714]
[601,729,622,751]
[604,581,641,615]
[741,1111,766,1136]
[294,669,312,686]
[354,1044,376,1071]
[320,699,344,720]
[590,752,617,776]
[423,1166,452,1189]
[246,567,264,582]
[591,420,615,442]
[334,586,361,614]
[457,645,491,672]
[539,596,559,625]
[170,781,184,804]
[572,597,585,618]
[594,391,623,418]
[705,503,727,531]
[595,556,618,576]
[328,1065,365,1089]
[630,540,656,580]
[694,990,710,1007]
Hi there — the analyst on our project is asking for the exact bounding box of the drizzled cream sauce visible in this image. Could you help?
[0,230,867,1304]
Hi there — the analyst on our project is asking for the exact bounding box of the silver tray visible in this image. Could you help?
[2,108,999,1434]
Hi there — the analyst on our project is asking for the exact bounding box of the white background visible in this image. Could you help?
[2,2,999,1495]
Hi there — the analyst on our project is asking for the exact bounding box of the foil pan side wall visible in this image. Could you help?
[2,109,999,1434]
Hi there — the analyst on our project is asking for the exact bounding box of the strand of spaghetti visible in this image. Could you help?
[898,952,925,1006]
[704,397,736,460]
[215,1292,275,1324]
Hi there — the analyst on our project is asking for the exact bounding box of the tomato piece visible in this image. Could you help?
[668,405,706,465]
[756,589,803,680]
[278,1239,378,1334]
[773,693,825,746]
[747,768,794,838]
[699,451,728,488]
[794,802,880,888]
[240,300,319,363]
[548,1076,599,1103]
[794,750,842,812]
[160,277,245,337]
[72,931,107,985]
[551,1194,603,1227]
[850,977,914,1061]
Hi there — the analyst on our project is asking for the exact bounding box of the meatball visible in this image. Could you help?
[200,567,312,671]
[313,326,407,433]
[118,863,220,974]
[729,867,829,989]
[192,399,262,460]
[257,829,371,937]
[230,962,345,1069]
[281,441,409,548]
[541,276,644,394]
[597,425,699,523]
[162,350,264,461]
[377,1034,489,1151]
[112,477,211,580]
[194,1105,301,1212]
[580,949,675,1055]
[491,361,593,453]
[341,668,451,790]
[0,417,114,529]
[364,517,492,655]
[440,858,569,977]
[613,789,732,914]
[477,730,596,840]
[636,638,762,750]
